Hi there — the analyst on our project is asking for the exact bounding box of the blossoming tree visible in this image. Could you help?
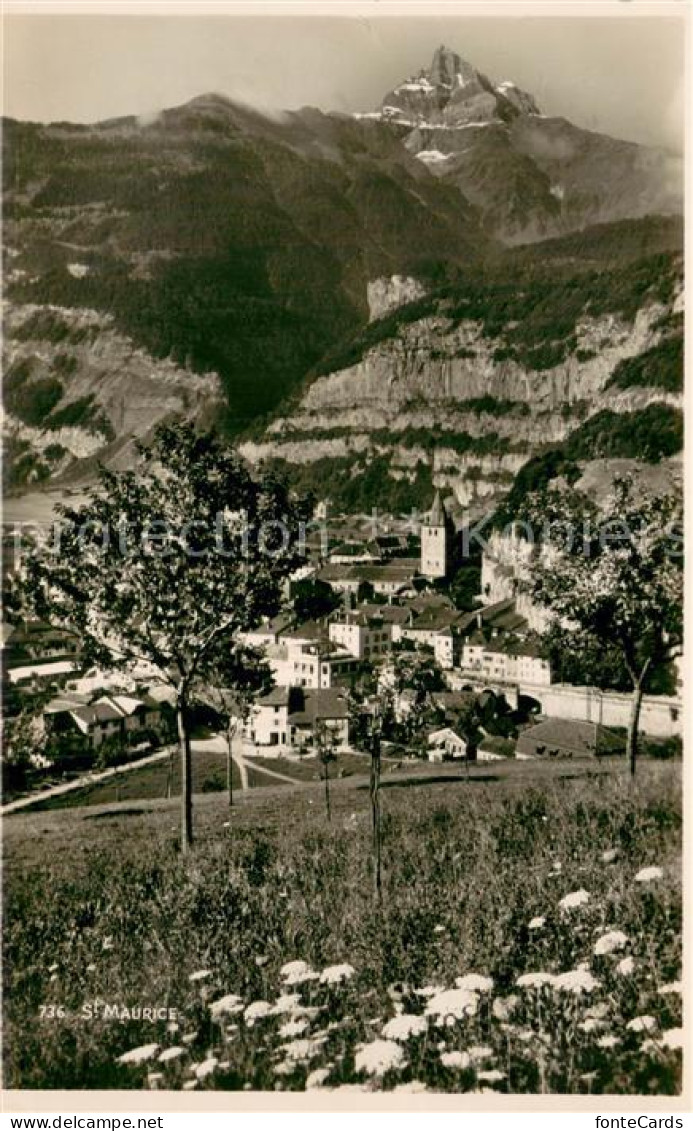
[523,477,682,776]
[10,423,311,849]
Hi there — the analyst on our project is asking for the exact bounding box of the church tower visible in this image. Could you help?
[421,490,454,580]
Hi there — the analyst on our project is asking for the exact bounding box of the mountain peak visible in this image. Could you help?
[377,45,540,129]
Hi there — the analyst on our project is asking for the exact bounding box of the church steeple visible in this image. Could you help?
[421,490,453,579]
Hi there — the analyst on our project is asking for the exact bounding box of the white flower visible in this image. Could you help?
[516,972,556,989]
[381,1014,428,1041]
[271,993,303,1015]
[425,988,478,1022]
[597,1035,620,1050]
[209,994,244,1018]
[189,969,212,983]
[627,1015,657,1033]
[280,960,318,986]
[601,849,619,863]
[414,984,445,998]
[559,889,590,912]
[528,916,545,930]
[553,970,600,994]
[455,974,493,993]
[182,1080,198,1090]
[594,930,628,956]
[354,1039,405,1076]
[102,937,114,951]
[282,1037,326,1063]
[440,1050,471,1069]
[158,1046,186,1063]
[493,995,519,1021]
[306,1067,330,1089]
[477,1069,505,1083]
[181,1032,198,1045]
[434,924,445,934]
[635,866,664,884]
[320,963,356,985]
[468,1045,494,1064]
[615,956,636,976]
[244,1000,272,1023]
[195,1057,218,1080]
[255,955,268,967]
[579,1018,606,1033]
[658,981,682,995]
[279,1018,309,1039]
[118,1043,160,1065]
[661,1027,683,1050]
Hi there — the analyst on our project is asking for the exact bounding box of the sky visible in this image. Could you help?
[3,12,685,152]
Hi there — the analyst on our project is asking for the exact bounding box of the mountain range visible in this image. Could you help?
[2,45,684,506]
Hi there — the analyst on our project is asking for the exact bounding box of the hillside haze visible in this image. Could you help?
[2,45,684,496]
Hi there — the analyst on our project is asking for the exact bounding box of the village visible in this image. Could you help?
[2,489,683,803]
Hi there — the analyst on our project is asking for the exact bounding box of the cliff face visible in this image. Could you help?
[241,251,683,512]
[3,301,223,489]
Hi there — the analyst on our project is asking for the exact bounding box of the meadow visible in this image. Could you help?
[3,760,682,1094]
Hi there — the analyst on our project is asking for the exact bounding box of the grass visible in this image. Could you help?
[3,760,682,1094]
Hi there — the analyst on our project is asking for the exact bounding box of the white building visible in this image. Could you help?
[246,686,349,751]
[328,609,394,661]
[461,636,552,687]
[420,490,454,580]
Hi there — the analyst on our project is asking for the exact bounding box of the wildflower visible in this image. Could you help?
[182,1081,198,1090]
[209,994,244,1019]
[414,984,445,998]
[273,1061,293,1077]
[189,969,212,984]
[279,1018,309,1039]
[244,1000,272,1024]
[516,972,556,989]
[102,937,114,951]
[594,930,628,955]
[493,996,518,1021]
[181,1032,198,1045]
[585,1003,610,1021]
[440,1050,471,1069]
[597,1035,620,1050]
[553,970,600,994]
[48,963,59,973]
[280,960,317,986]
[658,981,682,995]
[528,916,545,930]
[425,988,478,1023]
[661,1028,683,1050]
[320,963,356,985]
[381,1014,428,1041]
[354,1039,406,1077]
[552,862,562,873]
[468,1045,494,1063]
[434,924,445,934]
[601,849,618,863]
[634,866,664,884]
[86,964,96,973]
[159,1046,186,1063]
[615,956,636,976]
[579,1018,606,1033]
[117,1043,160,1066]
[195,1058,218,1080]
[306,1067,331,1089]
[477,1069,505,1083]
[627,1015,657,1033]
[282,1037,326,1063]
[271,993,303,1015]
[255,955,268,968]
[147,1072,163,1089]
[559,889,590,912]
[455,974,493,993]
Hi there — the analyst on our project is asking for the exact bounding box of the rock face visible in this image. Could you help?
[3,301,223,489]
[367,275,427,321]
[241,245,683,513]
[368,45,683,242]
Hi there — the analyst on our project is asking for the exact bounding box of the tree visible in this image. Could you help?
[524,477,682,776]
[195,641,272,810]
[291,578,340,623]
[315,718,338,822]
[9,423,311,850]
[1,711,46,794]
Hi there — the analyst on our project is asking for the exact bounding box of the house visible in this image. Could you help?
[246,686,349,751]
[241,612,296,650]
[426,726,468,761]
[461,633,551,686]
[317,560,421,598]
[43,691,164,749]
[515,718,624,760]
[328,608,395,661]
[328,541,380,565]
